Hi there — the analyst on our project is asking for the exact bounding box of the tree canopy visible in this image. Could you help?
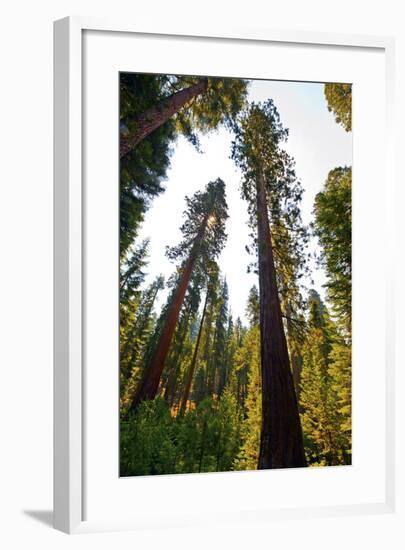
[324,83,352,132]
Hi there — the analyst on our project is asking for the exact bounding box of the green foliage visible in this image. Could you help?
[299,292,350,466]
[233,326,261,471]
[119,81,352,476]
[324,83,352,132]
[313,167,352,336]
[120,238,150,306]
[121,275,165,409]
[231,100,309,315]
[329,339,352,463]
[173,76,248,145]
[120,75,248,257]
[166,178,229,269]
[246,285,259,327]
[120,74,175,257]
[120,398,177,476]
[120,394,241,476]
[119,239,151,394]
[135,180,229,410]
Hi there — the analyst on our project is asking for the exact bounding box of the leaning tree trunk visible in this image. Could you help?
[179,291,209,414]
[131,212,210,410]
[256,172,306,469]
[120,78,209,158]
[162,323,190,407]
[285,303,302,403]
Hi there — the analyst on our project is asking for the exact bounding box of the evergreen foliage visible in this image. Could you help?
[324,83,352,132]
[118,74,352,476]
[299,291,351,466]
[313,167,352,336]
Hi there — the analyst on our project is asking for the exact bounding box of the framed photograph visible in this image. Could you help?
[54,17,396,533]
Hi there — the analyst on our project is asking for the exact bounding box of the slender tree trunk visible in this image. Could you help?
[120,78,209,158]
[198,419,207,473]
[216,425,223,471]
[285,305,302,403]
[256,171,306,469]
[206,326,218,396]
[160,304,193,405]
[131,212,210,410]
[290,355,301,404]
[163,326,189,406]
[180,291,209,414]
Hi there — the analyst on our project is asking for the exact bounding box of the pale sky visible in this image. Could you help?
[136,79,352,325]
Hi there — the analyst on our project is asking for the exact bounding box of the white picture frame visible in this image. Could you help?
[53,16,396,534]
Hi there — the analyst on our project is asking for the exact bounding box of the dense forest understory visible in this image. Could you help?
[119,74,352,475]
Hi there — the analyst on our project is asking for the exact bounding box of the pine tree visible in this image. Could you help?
[213,389,241,471]
[233,325,261,470]
[232,100,306,468]
[299,291,342,465]
[119,239,150,393]
[120,275,165,409]
[328,338,352,464]
[120,238,150,306]
[313,166,352,336]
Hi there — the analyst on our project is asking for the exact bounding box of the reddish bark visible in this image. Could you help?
[120,78,209,158]
[256,172,306,469]
[131,212,210,410]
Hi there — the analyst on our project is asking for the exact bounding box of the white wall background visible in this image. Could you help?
[0,1,403,548]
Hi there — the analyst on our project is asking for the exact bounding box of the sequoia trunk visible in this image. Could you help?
[120,78,209,158]
[131,212,210,410]
[256,172,306,469]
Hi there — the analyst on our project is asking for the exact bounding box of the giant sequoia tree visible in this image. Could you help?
[159,272,205,408]
[131,178,228,409]
[232,100,306,469]
[120,76,248,157]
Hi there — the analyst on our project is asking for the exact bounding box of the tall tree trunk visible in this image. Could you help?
[162,325,189,407]
[256,172,306,469]
[120,78,209,158]
[206,326,218,396]
[179,291,209,414]
[290,354,301,404]
[131,212,210,410]
[198,419,207,473]
[160,302,194,405]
